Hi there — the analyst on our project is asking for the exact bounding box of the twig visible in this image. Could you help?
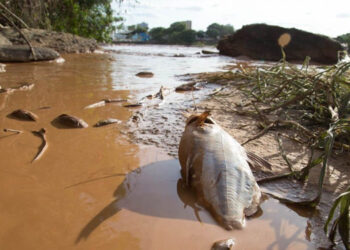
[251,101,270,124]
[263,88,314,113]
[191,87,197,111]
[3,128,23,134]
[257,172,293,184]
[276,132,294,172]
[0,11,37,60]
[31,128,47,163]
[277,119,316,138]
[242,122,275,146]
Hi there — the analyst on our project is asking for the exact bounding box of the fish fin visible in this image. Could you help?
[246,151,272,170]
[196,110,211,127]
[193,205,202,222]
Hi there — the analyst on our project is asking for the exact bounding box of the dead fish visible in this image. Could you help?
[135,72,154,78]
[178,111,261,230]
[211,238,235,250]
[8,109,38,121]
[16,83,34,91]
[93,118,121,127]
[123,103,142,108]
[54,114,88,128]
[84,100,106,109]
[104,98,127,103]
[84,99,127,109]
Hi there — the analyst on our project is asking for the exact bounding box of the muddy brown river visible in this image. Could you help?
[0,45,315,249]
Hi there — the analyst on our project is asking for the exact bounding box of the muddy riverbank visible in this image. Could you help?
[0,45,345,249]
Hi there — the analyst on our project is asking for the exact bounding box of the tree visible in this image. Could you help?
[196,30,206,39]
[206,23,234,39]
[336,33,350,51]
[176,30,196,44]
[149,27,166,43]
[168,22,186,33]
[0,0,123,42]
[206,23,221,39]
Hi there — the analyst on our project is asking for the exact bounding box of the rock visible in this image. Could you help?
[0,45,60,62]
[53,114,88,128]
[135,72,154,78]
[175,82,200,91]
[217,23,344,64]
[8,109,38,121]
[211,238,235,250]
[0,33,12,46]
[93,118,121,127]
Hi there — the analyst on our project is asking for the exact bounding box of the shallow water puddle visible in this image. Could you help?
[0,46,316,249]
[73,159,314,250]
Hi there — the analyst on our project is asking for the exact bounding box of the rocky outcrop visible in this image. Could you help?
[0,26,98,62]
[217,24,344,64]
[0,45,59,62]
[0,27,98,53]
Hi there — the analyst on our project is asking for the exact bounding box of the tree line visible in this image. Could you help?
[127,21,234,45]
[0,0,122,42]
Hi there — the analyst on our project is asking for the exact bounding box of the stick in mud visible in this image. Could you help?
[3,128,23,134]
[31,128,48,163]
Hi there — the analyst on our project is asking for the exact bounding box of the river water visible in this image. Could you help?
[0,45,314,249]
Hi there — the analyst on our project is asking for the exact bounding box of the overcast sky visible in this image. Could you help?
[112,0,350,37]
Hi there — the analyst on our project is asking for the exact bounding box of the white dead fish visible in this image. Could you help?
[93,118,121,127]
[178,111,261,229]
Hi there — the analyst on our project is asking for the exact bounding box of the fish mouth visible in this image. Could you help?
[219,216,246,230]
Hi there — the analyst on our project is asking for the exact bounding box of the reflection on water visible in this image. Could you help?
[77,160,314,250]
[0,45,317,249]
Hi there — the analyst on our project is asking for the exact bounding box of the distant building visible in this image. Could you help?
[131,32,150,42]
[183,21,192,30]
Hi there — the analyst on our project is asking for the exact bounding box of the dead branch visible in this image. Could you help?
[0,3,29,28]
[276,133,294,172]
[242,122,275,146]
[3,128,23,134]
[0,11,37,60]
[31,128,47,163]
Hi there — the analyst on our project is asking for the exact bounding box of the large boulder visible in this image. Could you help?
[0,45,60,62]
[217,24,344,64]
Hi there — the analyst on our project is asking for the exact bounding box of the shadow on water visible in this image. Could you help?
[75,159,210,243]
[76,159,316,248]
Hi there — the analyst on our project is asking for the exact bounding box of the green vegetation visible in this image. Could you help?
[325,186,350,249]
[0,0,123,42]
[206,23,234,39]
[336,33,350,52]
[148,21,196,45]
[148,22,234,45]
